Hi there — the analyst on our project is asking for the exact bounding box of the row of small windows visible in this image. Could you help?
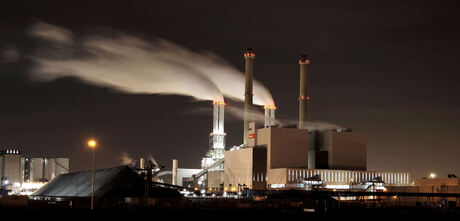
[287,169,411,185]
[2,149,20,154]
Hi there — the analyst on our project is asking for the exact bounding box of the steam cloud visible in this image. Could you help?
[119,152,133,165]
[194,104,345,131]
[29,22,275,106]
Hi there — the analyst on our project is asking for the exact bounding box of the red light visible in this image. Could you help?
[248,134,255,139]
[244,52,255,57]
[299,95,310,100]
[299,59,310,64]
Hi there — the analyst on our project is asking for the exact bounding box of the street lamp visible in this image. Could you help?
[429,172,437,179]
[87,139,97,210]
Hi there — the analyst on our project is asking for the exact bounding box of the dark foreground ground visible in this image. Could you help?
[1,207,460,219]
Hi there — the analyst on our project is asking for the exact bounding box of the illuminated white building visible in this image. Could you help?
[201,101,226,170]
[267,168,411,190]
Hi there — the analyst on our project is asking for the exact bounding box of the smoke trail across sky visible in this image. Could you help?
[28,22,275,106]
[192,103,344,131]
[119,152,133,165]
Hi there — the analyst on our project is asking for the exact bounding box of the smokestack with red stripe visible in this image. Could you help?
[298,55,310,129]
[243,48,255,145]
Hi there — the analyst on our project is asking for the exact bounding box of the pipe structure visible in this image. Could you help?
[243,48,255,145]
[264,105,276,127]
[172,159,178,186]
[212,101,225,137]
[298,55,310,130]
[211,101,226,151]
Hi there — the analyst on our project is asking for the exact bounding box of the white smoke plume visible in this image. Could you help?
[147,154,161,168]
[30,22,73,45]
[119,151,133,165]
[279,118,345,131]
[224,105,282,125]
[194,104,344,131]
[28,22,275,106]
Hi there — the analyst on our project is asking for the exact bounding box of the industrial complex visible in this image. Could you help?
[0,149,69,195]
[166,49,411,194]
[1,48,459,214]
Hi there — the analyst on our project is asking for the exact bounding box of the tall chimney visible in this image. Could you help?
[211,101,226,150]
[172,159,178,185]
[298,55,310,129]
[202,101,226,170]
[264,106,276,127]
[243,48,255,145]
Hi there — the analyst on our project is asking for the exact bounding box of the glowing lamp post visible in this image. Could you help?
[87,139,97,210]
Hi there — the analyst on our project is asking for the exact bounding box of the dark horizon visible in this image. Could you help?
[1,0,459,179]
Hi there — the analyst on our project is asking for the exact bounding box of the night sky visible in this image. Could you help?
[1,0,459,179]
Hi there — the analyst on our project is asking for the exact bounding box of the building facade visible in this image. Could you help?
[0,149,22,184]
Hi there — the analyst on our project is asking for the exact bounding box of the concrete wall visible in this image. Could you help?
[257,127,308,169]
[55,158,69,177]
[389,185,460,207]
[414,178,460,186]
[268,168,411,186]
[177,168,201,186]
[208,170,224,189]
[324,131,366,170]
[224,147,267,190]
[30,158,70,182]
[30,158,44,182]
[2,154,21,183]
[267,168,287,185]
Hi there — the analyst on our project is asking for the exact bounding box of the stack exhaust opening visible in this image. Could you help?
[243,48,255,145]
[263,105,277,127]
[201,101,226,170]
[211,101,226,150]
[298,54,310,130]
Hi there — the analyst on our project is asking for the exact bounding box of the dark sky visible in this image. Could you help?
[1,0,459,179]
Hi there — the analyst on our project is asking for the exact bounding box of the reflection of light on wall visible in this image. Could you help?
[325,184,350,189]
[19,182,46,195]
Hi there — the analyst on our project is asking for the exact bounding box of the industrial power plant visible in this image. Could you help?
[166,48,410,193]
[2,48,459,215]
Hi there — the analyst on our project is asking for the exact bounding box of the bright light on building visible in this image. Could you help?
[429,172,437,179]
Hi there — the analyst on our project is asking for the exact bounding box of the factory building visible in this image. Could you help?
[308,130,367,170]
[387,175,460,207]
[224,146,266,190]
[165,49,412,193]
[220,51,411,191]
[0,149,69,194]
[0,149,22,184]
[27,157,70,182]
